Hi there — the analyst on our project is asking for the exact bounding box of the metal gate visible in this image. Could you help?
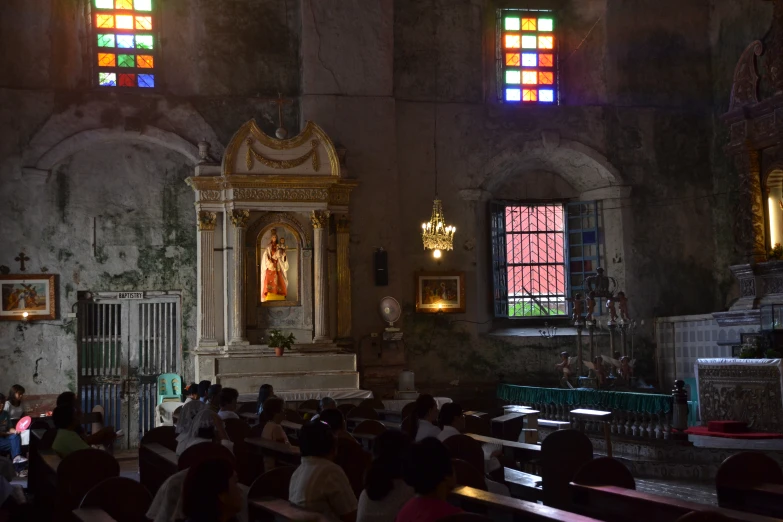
[77,295,181,449]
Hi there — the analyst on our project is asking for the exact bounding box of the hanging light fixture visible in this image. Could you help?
[421,13,455,259]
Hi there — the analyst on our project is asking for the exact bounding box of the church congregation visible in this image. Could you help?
[5,0,783,520]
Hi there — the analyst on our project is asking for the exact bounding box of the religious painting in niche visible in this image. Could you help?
[0,275,57,321]
[415,272,466,314]
[257,226,299,306]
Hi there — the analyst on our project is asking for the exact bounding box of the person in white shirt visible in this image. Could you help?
[357,430,414,522]
[407,394,441,442]
[436,403,464,442]
[260,397,291,471]
[290,420,357,522]
[217,387,240,421]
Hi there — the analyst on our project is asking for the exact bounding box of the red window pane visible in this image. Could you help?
[118,73,136,87]
[539,53,554,67]
[539,71,554,85]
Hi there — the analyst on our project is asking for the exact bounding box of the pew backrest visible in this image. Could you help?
[334,437,372,497]
[178,441,235,471]
[249,498,330,522]
[540,429,593,508]
[573,457,636,490]
[57,449,120,514]
[80,476,153,522]
[443,434,486,475]
[452,458,487,491]
[248,465,298,501]
[140,426,177,452]
[139,441,178,496]
[716,451,783,513]
[450,485,602,522]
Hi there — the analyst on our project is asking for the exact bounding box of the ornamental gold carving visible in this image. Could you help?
[329,188,351,205]
[734,149,766,263]
[335,214,351,233]
[230,209,251,228]
[311,210,331,229]
[234,188,329,202]
[199,190,221,202]
[246,137,320,172]
[197,211,217,231]
[247,212,312,249]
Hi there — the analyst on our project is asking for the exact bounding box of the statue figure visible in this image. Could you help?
[606,296,618,323]
[571,293,584,323]
[260,228,289,302]
[555,351,577,389]
[583,355,607,387]
[616,291,629,322]
[619,356,635,380]
[585,291,597,322]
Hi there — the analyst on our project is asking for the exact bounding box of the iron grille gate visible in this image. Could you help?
[77,296,181,449]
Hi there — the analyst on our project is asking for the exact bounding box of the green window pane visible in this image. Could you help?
[538,18,554,32]
[97,34,115,47]
[134,0,152,11]
[521,35,537,49]
[504,17,520,31]
[118,54,135,67]
[505,70,521,84]
[136,35,154,49]
[95,0,113,8]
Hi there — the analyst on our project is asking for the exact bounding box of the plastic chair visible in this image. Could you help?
[682,377,699,426]
[157,373,182,405]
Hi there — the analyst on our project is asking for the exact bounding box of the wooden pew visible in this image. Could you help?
[48,449,120,517]
[540,429,593,509]
[245,437,302,469]
[570,409,613,458]
[491,411,539,442]
[715,452,783,517]
[79,476,153,522]
[72,508,118,522]
[569,484,782,522]
[249,498,330,522]
[465,433,541,462]
[138,442,178,495]
[449,485,602,522]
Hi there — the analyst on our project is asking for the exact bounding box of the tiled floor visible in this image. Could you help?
[636,478,717,507]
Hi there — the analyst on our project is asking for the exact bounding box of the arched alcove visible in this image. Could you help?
[765,168,783,249]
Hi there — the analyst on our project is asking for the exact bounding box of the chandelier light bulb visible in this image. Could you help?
[433,249,442,259]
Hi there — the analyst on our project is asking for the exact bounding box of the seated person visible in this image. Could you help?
[260,398,290,471]
[51,405,90,458]
[198,380,211,403]
[255,384,273,416]
[397,438,462,522]
[4,385,28,448]
[56,391,117,447]
[310,396,336,422]
[217,388,240,421]
[183,383,200,404]
[436,403,464,442]
[176,408,232,457]
[178,393,207,435]
[357,431,414,522]
[319,409,357,444]
[207,384,223,413]
[290,421,357,522]
[408,395,441,442]
[0,395,25,464]
[182,458,243,522]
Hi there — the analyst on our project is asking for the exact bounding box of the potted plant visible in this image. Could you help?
[268,329,296,357]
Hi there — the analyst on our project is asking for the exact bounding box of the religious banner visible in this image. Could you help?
[0,274,57,321]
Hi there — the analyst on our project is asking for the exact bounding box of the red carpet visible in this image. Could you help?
[685,425,783,439]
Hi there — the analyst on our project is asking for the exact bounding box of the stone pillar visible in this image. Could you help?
[229,209,250,345]
[197,211,218,346]
[735,147,767,263]
[312,210,331,343]
[336,214,352,340]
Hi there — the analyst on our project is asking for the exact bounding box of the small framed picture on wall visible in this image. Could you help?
[415,271,466,314]
[0,274,57,321]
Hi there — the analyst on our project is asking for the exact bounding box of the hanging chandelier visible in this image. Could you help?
[422,197,455,258]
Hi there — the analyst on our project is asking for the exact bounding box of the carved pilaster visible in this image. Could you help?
[734,148,767,263]
[336,214,352,340]
[197,211,218,346]
[229,210,250,345]
[312,210,331,342]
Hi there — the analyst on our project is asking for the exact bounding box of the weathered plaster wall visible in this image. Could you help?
[0,0,765,396]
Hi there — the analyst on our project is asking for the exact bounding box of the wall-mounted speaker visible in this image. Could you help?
[374,248,388,286]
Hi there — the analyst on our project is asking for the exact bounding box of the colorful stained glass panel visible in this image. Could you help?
[117,35,134,48]
[99,72,117,86]
[95,0,113,8]
[138,74,155,87]
[116,15,133,29]
[118,73,136,87]
[539,89,554,102]
[538,36,554,49]
[539,71,554,85]
[134,0,153,10]
[115,0,133,9]
[539,54,553,67]
[98,53,116,67]
[137,55,154,68]
[521,35,537,49]
[118,54,135,67]
[505,35,520,49]
[522,70,537,85]
[500,10,556,104]
[136,35,154,49]
[505,53,520,66]
[521,53,536,67]
[505,70,521,84]
[506,88,521,101]
[504,17,520,31]
[135,16,152,30]
[538,18,554,32]
[96,14,114,28]
[521,18,536,31]
[523,89,537,102]
[97,34,115,47]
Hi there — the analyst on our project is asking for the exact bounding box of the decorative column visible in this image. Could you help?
[312,210,331,343]
[735,147,767,263]
[229,209,250,345]
[197,211,218,346]
[336,214,352,340]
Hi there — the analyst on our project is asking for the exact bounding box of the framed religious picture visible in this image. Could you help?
[0,274,57,321]
[257,224,300,306]
[415,271,466,314]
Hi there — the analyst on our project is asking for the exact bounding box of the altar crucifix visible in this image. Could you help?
[271,92,293,139]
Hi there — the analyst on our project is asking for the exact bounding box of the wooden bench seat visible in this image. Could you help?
[72,508,118,522]
[348,418,401,430]
[569,483,781,522]
[139,442,178,495]
[246,437,302,469]
[249,498,330,521]
[465,432,541,462]
[719,483,783,518]
[450,485,601,521]
[504,467,542,502]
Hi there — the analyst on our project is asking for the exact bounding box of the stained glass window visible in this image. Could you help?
[499,10,557,105]
[490,201,600,318]
[93,0,155,88]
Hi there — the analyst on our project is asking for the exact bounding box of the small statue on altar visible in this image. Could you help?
[619,356,635,380]
[555,351,577,388]
[616,291,629,322]
[585,291,597,322]
[583,355,607,387]
[606,295,618,323]
[571,293,584,323]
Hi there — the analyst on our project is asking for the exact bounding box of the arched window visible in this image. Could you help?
[93,0,156,88]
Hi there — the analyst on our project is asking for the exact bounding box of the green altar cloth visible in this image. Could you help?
[497,384,673,415]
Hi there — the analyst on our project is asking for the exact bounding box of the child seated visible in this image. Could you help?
[0,394,25,465]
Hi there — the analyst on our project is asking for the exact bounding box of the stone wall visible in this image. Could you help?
[0,0,770,396]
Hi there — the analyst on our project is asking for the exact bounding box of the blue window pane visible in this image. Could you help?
[506,88,521,101]
[98,72,117,86]
[117,35,135,48]
[521,53,537,67]
[539,89,554,103]
[138,74,155,88]
[583,231,596,244]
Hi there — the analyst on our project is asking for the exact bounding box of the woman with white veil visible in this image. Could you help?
[175,408,232,457]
